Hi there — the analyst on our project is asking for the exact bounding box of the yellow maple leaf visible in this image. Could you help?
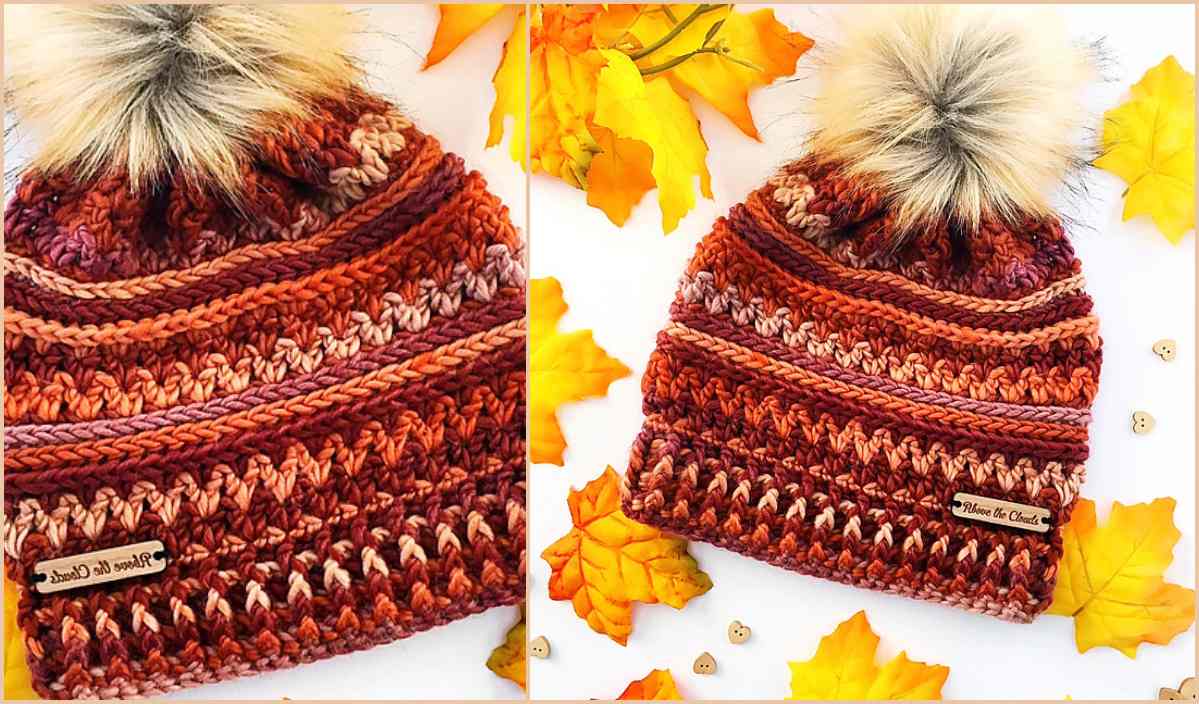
[425,4,811,232]
[788,611,949,700]
[622,4,813,139]
[527,5,613,186]
[424,4,506,69]
[617,669,683,700]
[530,277,630,465]
[485,604,526,690]
[1095,56,1195,243]
[541,467,712,645]
[1048,497,1196,657]
[530,41,604,187]
[593,50,712,233]
[4,578,37,700]
[423,4,526,165]
[487,8,529,165]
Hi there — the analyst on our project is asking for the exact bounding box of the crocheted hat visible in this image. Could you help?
[4,6,525,697]
[623,5,1102,622]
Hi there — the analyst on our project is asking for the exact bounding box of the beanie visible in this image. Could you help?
[622,5,1102,622]
[3,6,525,697]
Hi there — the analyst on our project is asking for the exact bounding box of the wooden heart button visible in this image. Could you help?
[727,620,751,644]
[529,635,551,659]
[1132,411,1156,434]
[1153,339,1178,362]
[693,652,717,675]
[1159,676,1196,700]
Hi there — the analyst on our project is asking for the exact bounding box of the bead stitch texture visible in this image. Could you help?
[3,94,527,698]
[622,158,1102,623]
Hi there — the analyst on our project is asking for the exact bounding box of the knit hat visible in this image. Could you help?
[4,6,525,697]
[622,5,1102,622]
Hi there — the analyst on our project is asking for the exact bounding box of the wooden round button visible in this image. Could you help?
[1152,339,1178,361]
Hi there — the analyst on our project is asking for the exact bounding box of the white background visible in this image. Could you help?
[529,4,1197,700]
[5,5,528,700]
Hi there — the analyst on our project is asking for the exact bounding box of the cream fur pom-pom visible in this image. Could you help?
[811,5,1098,237]
[4,5,362,193]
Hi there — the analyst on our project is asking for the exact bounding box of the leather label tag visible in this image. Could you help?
[951,493,1051,533]
[32,541,167,594]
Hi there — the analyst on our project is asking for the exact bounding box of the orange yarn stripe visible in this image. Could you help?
[663,322,1089,442]
[4,177,499,348]
[745,192,1088,313]
[3,137,444,300]
[700,225,1100,349]
[641,416,1086,503]
[6,319,525,470]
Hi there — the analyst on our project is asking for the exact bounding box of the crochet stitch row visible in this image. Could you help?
[623,159,1102,623]
[3,96,526,698]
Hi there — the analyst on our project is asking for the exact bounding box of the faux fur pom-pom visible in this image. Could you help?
[810,5,1099,240]
[4,5,362,194]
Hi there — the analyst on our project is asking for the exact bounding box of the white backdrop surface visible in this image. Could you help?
[528,4,1196,700]
[4,4,527,700]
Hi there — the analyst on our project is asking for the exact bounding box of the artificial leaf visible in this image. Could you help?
[618,668,682,700]
[4,578,37,700]
[1095,56,1195,243]
[586,123,656,226]
[1048,497,1196,657]
[593,50,712,233]
[530,39,604,186]
[487,9,529,165]
[787,611,949,700]
[541,467,712,644]
[485,604,526,690]
[623,5,814,139]
[435,4,811,232]
[424,4,505,69]
[529,278,630,465]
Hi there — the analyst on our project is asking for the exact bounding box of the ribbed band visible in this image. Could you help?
[623,159,1101,623]
[3,97,526,698]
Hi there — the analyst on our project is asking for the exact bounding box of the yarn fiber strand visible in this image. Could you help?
[3,99,527,698]
[622,160,1102,622]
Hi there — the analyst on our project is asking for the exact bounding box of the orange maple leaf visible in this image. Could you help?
[541,467,712,645]
[618,668,682,700]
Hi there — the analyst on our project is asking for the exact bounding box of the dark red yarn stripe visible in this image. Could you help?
[752,171,1087,303]
[4,288,525,418]
[5,340,526,496]
[633,414,1065,519]
[645,333,1090,462]
[15,464,524,684]
[725,205,1094,331]
[4,155,466,323]
[672,305,1091,423]
[666,296,1103,388]
[23,593,524,697]
[622,461,1058,611]
[8,294,526,446]
[627,421,1063,573]
[10,447,524,573]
